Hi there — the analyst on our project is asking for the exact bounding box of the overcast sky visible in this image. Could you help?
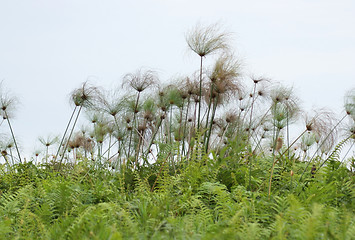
[0,0,354,159]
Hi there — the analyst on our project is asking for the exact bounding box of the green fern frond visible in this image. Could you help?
[0,190,20,218]
[318,136,352,171]
[271,196,289,215]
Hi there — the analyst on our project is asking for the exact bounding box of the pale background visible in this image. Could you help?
[0,0,354,159]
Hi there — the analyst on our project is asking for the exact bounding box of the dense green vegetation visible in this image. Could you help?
[0,24,354,239]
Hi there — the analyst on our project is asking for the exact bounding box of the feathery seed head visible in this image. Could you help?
[186,23,231,58]
[0,84,19,119]
[344,88,355,120]
[123,69,159,93]
[71,81,100,108]
[225,111,238,123]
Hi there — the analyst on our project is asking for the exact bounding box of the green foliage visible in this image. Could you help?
[0,154,353,239]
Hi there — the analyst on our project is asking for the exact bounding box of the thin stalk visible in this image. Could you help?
[73,148,76,163]
[205,95,218,152]
[107,134,112,160]
[215,123,229,153]
[317,135,353,172]
[137,131,146,167]
[119,128,127,157]
[307,114,347,164]
[246,83,258,191]
[4,112,22,163]
[45,146,49,164]
[268,127,282,196]
[249,105,273,140]
[181,98,191,157]
[145,117,163,158]
[135,126,145,168]
[169,105,173,144]
[274,128,308,164]
[203,83,214,145]
[340,140,355,166]
[298,114,347,182]
[9,148,14,166]
[193,101,198,131]
[55,106,77,161]
[248,82,257,140]
[59,106,83,165]
[197,56,203,130]
[97,142,102,164]
[128,92,141,160]
[286,107,290,161]
[251,129,265,154]
[268,103,279,197]
[102,139,118,157]
[250,132,267,159]
[177,99,185,161]
[178,99,185,138]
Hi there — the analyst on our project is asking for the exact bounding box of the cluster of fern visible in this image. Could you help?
[0,23,354,239]
[0,148,354,239]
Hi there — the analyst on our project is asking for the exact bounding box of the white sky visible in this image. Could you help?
[0,0,354,159]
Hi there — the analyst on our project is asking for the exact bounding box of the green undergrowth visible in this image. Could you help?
[0,151,354,240]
